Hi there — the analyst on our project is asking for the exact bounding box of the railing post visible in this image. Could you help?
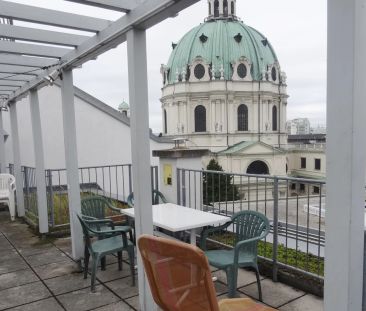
[154,166,159,192]
[47,170,55,227]
[182,169,186,206]
[177,168,181,205]
[128,164,132,195]
[23,166,29,213]
[272,176,279,282]
[0,109,6,174]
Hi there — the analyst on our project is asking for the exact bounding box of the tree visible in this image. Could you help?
[203,159,239,204]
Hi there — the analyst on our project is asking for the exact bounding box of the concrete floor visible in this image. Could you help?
[0,211,323,311]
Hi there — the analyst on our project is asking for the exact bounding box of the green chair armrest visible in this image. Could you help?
[200,221,232,250]
[85,219,115,231]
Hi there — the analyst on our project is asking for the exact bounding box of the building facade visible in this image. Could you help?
[160,0,289,177]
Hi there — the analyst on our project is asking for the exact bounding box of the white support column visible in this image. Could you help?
[0,109,6,173]
[9,102,25,217]
[127,28,155,311]
[325,0,366,310]
[29,89,48,234]
[61,70,83,260]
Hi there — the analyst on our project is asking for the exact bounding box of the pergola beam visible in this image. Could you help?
[5,0,200,105]
[0,73,31,81]
[0,64,43,75]
[0,80,24,87]
[64,0,136,13]
[0,24,89,47]
[0,41,69,59]
[0,54,57,68]
[0,0,111,32]
[0,86,18,91]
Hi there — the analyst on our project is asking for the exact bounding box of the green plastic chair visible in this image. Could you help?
[126,189,168,208]
[77,214,135,292]
[200,210,270,300]
[81,196,133,240]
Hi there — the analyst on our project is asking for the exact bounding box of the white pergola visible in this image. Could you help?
[0,0,365,310]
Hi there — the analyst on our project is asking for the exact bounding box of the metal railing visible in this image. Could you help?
[20,164,159,228]
[176,168,325,281]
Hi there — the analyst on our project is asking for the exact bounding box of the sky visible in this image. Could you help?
[9,0,327,133]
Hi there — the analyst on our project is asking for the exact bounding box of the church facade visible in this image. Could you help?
[160,0,290,177]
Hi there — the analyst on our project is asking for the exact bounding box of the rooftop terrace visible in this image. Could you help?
[0,210,323,311]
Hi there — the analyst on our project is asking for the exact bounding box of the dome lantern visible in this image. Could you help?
[207,0,237,20]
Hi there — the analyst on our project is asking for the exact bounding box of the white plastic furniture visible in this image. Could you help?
[121,203,230,245]
[0,174,16,220]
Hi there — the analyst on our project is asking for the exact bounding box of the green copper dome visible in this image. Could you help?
[118,100,129,110]
[166,19,278,84]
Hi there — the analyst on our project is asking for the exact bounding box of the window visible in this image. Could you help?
[209,2,211,15]
[122,111,127,117]
[315,158,321,170]
[272,106,278,131]
[223,0,228,17]
[214,0,219,17]
[301,157,306,169]
[300,183,305,191]
[194,64,205,80]
[271,67,277,81]
[231,1,234,14]
[313,186,320,194]
[237,104,248,131]
[164,109,167,134]
[291,183,296,190]
[195,105,206,132]
[237,63,247,78]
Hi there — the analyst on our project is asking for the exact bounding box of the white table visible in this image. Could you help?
[121,203,231,245]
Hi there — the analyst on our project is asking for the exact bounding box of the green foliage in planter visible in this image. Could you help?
[203,159,240,204]
[210,231,324,276]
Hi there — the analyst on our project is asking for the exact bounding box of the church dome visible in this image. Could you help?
[165,19,279,84]
[118,100,129,110]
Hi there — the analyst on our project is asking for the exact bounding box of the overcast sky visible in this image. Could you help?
[10,0,327,132]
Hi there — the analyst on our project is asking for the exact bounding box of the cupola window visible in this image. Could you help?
[272,106,278,131]
[194,64,205,80]
[214,0,219,17]
[237,63,247,79]
[195,105,206,132]
[223,0,228,17]
[237,104,248,131]
[271,67,277,81]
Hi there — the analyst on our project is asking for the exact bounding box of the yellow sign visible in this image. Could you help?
[163,164,172,185]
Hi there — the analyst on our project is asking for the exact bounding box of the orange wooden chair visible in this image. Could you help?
[138,235,276,311]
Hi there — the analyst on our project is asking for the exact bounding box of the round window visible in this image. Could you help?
[271,67,277,81]
[237,63,247,79]
[194,64,205,80]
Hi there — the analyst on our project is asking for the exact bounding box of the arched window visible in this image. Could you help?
[195,105,206,132]
[214,0,219,17]
[272,106,278,131]
[164,109,167,134]
[246,161,269,175]
[223,0,228,17]
[237,104,248,131]
[231,1,235,15]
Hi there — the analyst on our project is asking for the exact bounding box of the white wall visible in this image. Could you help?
[2,85,172,170]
